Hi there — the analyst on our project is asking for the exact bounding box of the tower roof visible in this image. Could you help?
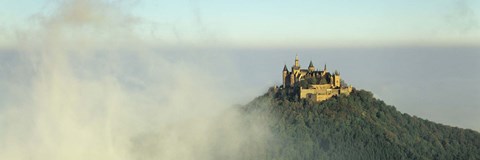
[283,64,288,71]
[309,61,314,67]
[334,70,340,76]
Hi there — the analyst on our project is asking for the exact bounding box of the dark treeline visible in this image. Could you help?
[242,89,480,160]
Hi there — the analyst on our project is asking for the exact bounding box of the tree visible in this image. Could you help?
[242,89,480,160]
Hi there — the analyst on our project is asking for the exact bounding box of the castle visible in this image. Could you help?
[281,55,352,102]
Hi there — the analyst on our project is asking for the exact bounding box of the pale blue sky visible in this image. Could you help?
[1,0,479,47]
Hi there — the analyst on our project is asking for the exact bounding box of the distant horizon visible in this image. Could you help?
[1,44,479,131]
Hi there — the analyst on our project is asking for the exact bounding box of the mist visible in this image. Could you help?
[0,0,272,159]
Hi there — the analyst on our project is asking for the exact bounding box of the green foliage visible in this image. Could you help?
[243,89,480,160]
[298,80,309,88]
[305,77,318,85]
[319,77,328,84]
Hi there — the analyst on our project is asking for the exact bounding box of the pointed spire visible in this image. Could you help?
[283,64,288,71]
[324,64,327,71]
[294,55,299,68]
[308,60,315,72]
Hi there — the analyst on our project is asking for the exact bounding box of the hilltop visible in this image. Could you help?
[242,88,480,160]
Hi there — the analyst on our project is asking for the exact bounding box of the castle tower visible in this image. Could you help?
[282,64,288,87]
[292,55,301,76]
[333,70,341,87]
[290,72,295,86]
[308,61,315,72]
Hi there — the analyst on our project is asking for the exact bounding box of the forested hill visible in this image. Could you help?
[243,88,480,160]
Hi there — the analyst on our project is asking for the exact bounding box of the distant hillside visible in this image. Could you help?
[243,88,480,160]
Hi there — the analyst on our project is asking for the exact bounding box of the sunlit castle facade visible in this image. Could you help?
[281,55,352,102]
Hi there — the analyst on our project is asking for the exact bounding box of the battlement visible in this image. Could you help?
[280,56,352,102]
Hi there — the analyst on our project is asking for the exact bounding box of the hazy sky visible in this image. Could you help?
[0,0,479,137]
[1,0,479,48]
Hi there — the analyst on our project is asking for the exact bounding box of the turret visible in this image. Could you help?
[290,73,295,86]
[308,61,315,72]
[282,65,288,87]
[321,64,327,76]
[292,55,300,75]
[333,70,341,87]
[294,55,299,68]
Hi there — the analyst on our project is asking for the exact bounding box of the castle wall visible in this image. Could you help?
[314,94,334,102]
[300,88,316,99]
[311,84,333,90]
[301,88,337,102]
[300,87,338,99]
[340,86,353,95]
[300,85,352,102]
